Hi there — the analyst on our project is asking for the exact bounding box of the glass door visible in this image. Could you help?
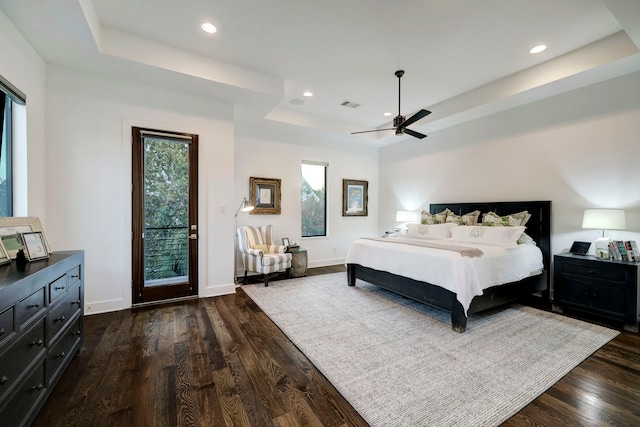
[132,127,198,304]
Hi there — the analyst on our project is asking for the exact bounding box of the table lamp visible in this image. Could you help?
[581,209,626,259]
[395,210,416,233]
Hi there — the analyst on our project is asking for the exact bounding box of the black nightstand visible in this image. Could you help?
[553,253,640,332]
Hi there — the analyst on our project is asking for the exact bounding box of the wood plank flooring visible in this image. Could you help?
[33,266,640,427]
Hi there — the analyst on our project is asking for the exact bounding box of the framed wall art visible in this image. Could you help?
[342,179,368,216]
[250,177,282,215]
[0,217,52,259]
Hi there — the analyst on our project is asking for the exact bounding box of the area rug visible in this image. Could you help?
[243,272,619,427]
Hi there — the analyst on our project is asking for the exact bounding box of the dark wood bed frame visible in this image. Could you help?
[347,201,551,332]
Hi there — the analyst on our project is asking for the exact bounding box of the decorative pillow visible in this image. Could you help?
[450,226,525,248]
[406,222,458,240]
[482,211,531,227]
[446,210,480,226]
[252,244,269,253]
[517,232,537,246]
[420,210,437,225]
[420,208,452,224]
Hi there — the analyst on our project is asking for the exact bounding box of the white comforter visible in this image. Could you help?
[345,237,543,314]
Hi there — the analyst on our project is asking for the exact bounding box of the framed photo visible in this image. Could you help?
[21,231,50,261]
[282,237,290,246]
[342,179,368,217]
[250,177,281,215]
[0,217,52,259]
[0,239,10,265]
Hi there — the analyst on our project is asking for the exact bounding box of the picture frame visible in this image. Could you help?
[0,239,10,265]
[250,177,282,215]
[282,237,290,246]
[0,217,52,259]
[21,231,50,261]
[342,179,368,217]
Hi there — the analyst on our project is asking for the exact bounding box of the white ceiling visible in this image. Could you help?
[1,0,640,146]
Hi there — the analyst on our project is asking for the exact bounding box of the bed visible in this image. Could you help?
[346,201,551,332]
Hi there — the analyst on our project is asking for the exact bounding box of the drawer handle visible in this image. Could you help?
[72,330,81,336]
[56,351,66,359]
[29,303,41,309]
[72,300,81,306]
[30,383,44,391]
[0,375,8,385]
[31,339,43,347]
[70,274,79,279]
[54,286,66,291]
[0,328,4,335]
[55,315,66,322]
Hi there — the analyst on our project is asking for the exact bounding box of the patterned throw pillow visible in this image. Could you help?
[482,211,531,227]
[421,208,452,224]
[446,210,480,226]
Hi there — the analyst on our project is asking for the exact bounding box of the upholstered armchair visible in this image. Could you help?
[237,224,292,286]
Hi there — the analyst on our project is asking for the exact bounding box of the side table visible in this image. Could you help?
[287,247,308,278]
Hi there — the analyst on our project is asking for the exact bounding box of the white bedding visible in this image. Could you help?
[345,236,544,314]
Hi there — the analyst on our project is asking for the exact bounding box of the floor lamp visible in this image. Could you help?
[234,197,254,284]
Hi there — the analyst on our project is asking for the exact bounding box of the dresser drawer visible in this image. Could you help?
[0,361,46,427]
[68,265,81,287]
[17,288,45,328]
[47,316,82,384]
[48,273,67,304]
[0,306,15,350]
[46,282,81,345]
[561,262,626,283]
[0,319,45,403]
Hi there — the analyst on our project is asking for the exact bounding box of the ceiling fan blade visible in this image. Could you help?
[400,109,431,128]
[351,128,396,135]
[404,128,427,139]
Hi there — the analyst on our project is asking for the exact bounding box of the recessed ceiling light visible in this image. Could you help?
[303,91,313,97]
[201,22,217,34]
[384,112,392,117]
[529,44,547,54]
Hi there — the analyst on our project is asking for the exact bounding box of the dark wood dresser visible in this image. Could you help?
[0,251,84,427]
[553,252,639,332]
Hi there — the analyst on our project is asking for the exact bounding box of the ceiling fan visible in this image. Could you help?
[352,70,431,139]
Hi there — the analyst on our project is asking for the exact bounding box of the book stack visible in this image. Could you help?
[609,240,640,261]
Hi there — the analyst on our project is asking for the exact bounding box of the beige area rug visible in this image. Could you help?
[243,272,619,427]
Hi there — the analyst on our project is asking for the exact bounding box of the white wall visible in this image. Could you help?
[45,65,236,314]
[379,71,640,261]
[235,131,378,271]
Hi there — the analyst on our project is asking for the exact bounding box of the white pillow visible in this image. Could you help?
[450,225,525,248]
[406,222,458,240]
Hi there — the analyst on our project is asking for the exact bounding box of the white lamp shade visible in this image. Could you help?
[396,210,416,222]
[581,209,626,230]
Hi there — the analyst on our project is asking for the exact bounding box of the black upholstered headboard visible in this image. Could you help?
[430,201,552,290]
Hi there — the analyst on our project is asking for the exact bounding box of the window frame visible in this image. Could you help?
[301,160,328,238]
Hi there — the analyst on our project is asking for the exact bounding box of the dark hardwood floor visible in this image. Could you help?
[33,266,640,427]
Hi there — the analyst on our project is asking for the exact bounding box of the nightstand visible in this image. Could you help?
[287,247,308,278]
[553,253,640,332]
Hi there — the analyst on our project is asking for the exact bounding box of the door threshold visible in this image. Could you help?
[132,295,198,309]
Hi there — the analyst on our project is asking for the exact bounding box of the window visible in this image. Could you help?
[0,74,25,217]
[301,161,327,237]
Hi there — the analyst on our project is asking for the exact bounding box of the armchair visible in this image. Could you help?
[237,224,292,286]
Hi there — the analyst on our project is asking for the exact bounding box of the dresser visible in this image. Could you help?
[0,251,84,427]
[553,252,639,332]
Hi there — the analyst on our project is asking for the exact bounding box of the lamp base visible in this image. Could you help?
[595,237,610,259]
